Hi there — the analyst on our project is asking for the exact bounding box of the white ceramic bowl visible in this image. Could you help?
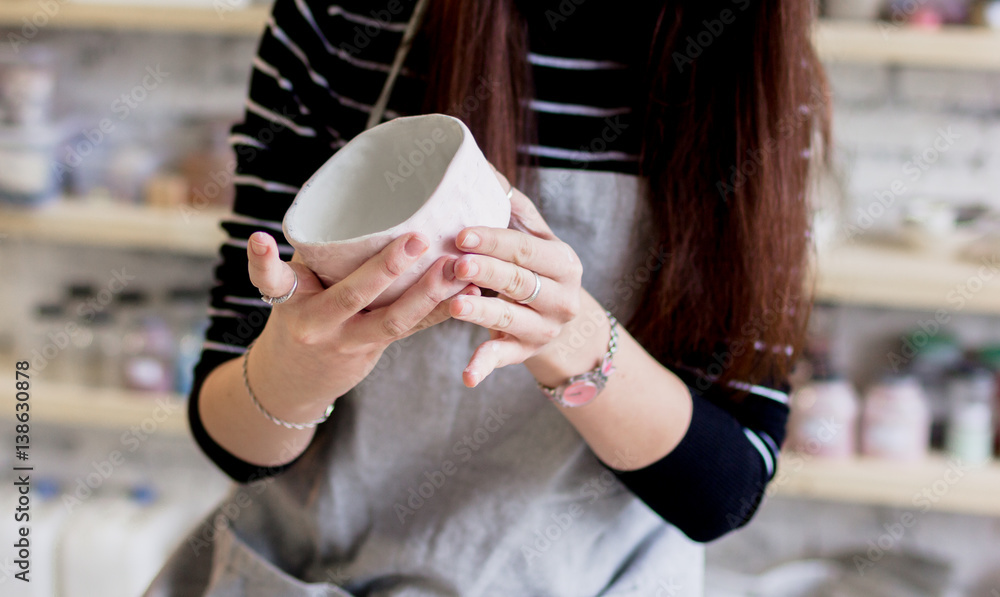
[282,114,511,310]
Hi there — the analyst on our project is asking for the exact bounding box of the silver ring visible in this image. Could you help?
[506,185,515,200]
[260,270,298,305]
[517,270,541,305]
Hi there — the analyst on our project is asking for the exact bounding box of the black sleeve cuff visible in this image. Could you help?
[187,350,304,484]
[606,384,788,543]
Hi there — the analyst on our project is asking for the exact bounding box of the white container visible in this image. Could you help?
[283,114,511,310]
[861,376,932,461]
[945,369,995,466]
[788,378,860,459]
[0,123,61,206]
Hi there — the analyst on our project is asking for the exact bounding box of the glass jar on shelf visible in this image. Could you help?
[165,287,209,396]
[117,290,175,393]
[860,375,932,461]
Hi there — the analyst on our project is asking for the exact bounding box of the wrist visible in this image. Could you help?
[249,328,350,422]
[526,292,613,390]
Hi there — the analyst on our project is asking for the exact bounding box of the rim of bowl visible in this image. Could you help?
[281,113,469,248]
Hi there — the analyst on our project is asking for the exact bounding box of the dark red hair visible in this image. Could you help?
[421,0,831,393]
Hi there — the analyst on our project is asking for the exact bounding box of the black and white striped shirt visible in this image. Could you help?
[189,0,791,542]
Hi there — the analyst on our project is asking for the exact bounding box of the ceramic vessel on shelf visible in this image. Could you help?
[282,114,511,310]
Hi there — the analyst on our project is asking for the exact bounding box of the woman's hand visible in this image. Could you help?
[245,231,478,420]
[449,168,584,387]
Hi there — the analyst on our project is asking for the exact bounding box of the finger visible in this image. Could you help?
[453,254,572,318]
[248,231,307,304]
[408,284,481,336]
[455,227,580,283]
[322,233,430,317]
[463,337,528,388]
[348,256,467,343]
[449,294,559,343]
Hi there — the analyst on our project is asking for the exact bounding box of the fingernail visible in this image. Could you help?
[455,297,472,316]
[465,368,480,386]
[405,235,428,257]
[459,232,480,249]
[458,259,479,278]
[444,259,456,281]
[250,235,267,256]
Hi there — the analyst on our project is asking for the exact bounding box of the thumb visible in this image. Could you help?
[247,231,299,303]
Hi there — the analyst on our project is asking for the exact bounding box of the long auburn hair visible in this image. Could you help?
[420,1,831,393]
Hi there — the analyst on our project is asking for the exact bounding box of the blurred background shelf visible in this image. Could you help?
[5,199,992,314]
[0,377,188,436]
[814,241,1000,315]
[814,20,1000,70]
[772,453,1000,517]
[1,6,998,70]
[0,1,271,35]
[0,199,228,256]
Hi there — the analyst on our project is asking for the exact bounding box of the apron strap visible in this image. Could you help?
[365,0,432,130]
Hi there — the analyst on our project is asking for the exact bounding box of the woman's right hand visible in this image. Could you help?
[243,230,477,424]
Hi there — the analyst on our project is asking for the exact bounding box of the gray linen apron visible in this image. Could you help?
[144,166,705,597]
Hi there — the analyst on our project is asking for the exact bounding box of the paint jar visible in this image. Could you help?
[861,376,931,461]
[788,377,860,459]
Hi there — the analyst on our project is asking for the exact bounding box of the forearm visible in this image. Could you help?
[525,290,693,471]
[196,324,356,470]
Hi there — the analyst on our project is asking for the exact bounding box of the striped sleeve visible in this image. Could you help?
[188,0,422,481]
[606,373,790,543]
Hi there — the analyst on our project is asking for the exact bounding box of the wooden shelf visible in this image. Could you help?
[0,4,996,71]
[814,20,1000,70]
[0,199,228,256]
[0,2,271,35]
[772,453,1000,517]
[0,379,188,436]
[813,240,1000,315]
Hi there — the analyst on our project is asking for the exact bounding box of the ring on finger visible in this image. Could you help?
[516,270,541,305]
[260,269,298,305]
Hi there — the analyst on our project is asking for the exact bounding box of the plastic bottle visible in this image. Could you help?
[860,375,932,461]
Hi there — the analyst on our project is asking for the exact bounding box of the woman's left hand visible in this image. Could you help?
[450,167,583,387]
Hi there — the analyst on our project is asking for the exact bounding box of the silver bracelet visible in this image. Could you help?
[242,338,335,430]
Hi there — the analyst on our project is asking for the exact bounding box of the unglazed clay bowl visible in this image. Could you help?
[282,114,511,310]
